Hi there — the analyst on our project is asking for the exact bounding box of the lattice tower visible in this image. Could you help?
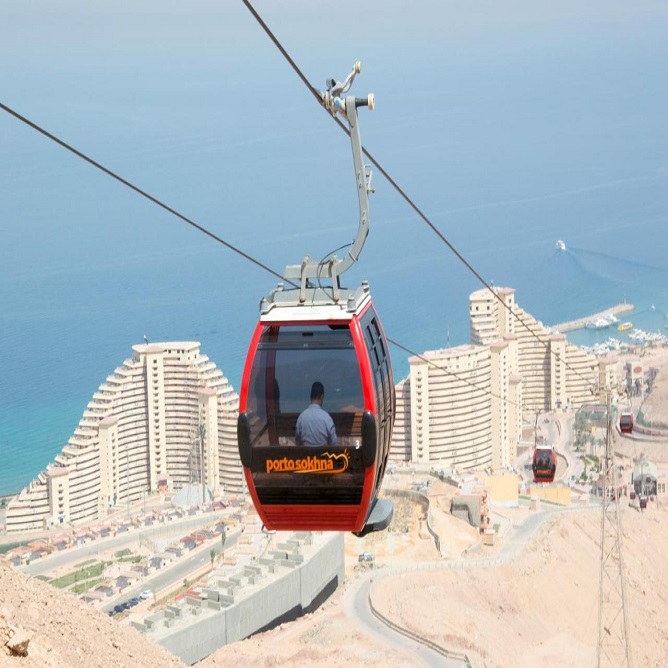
[597,389,632,667]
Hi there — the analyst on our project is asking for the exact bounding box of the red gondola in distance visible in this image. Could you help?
[619,411,634,434]
[532,444,557,484]
[237,63,395,536]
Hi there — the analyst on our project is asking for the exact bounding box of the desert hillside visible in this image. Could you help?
[0,562,185,668]
[199,501,668,668]
[3,497,666,667]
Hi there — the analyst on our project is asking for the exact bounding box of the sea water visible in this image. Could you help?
[1,2,666,494]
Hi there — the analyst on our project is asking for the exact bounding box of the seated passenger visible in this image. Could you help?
[295,381,337,447]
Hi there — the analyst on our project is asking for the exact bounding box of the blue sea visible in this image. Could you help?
[1,1,667,495]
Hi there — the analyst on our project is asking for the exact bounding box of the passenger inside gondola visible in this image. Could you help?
[295,381,337,446]
[535,451,553,470]
[244,325,364,449]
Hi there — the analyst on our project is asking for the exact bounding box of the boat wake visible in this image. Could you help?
[568,246,668,275]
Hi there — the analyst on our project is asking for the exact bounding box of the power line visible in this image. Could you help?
[240,0,596,392]
[388,337,521,409]
[0,100,290,287]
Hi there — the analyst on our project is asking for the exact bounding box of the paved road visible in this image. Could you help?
[18,509,241,617]
[21,511,228,578]
[342,575,467,668]
[99,528,242,614]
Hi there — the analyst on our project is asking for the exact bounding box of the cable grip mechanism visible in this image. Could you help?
[321,61,374,116]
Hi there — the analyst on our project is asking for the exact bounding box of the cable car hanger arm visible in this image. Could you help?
[283,62,375,299]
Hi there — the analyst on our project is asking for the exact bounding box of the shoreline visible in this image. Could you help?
[549,303,635,333]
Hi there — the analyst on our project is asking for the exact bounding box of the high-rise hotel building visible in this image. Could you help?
[391,287,618,469]
[408,345,494,470]
[470,286,617,411]
[6,342,241,533]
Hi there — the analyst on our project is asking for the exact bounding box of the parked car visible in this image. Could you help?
[358,552,374,563]
[127,597,140,607]
[139,590,153,600]
[113,604,124,614]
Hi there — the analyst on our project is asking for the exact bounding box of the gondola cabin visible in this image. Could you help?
[619,411,634,434]
[237,63,395,536]
[532,444,557,484]
[237,287,395,535]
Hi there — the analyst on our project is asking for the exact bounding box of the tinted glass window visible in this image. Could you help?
[245,324,366,505]
[359,306,395,495]
[247,326,364,424]
[535,451,553,469]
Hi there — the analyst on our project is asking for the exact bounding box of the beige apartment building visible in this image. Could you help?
[391,286,617,470]
[406,345,494,470]
[6,342,241,533]
[470,287,619,411]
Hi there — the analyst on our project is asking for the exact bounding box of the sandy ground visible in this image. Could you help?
[370,507,668,668]
[0,563,186,668]
[4,494,667,668]
[199,495,668,668]
[2,346,668,667]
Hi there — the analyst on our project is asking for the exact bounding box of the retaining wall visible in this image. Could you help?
[142,532,344,665]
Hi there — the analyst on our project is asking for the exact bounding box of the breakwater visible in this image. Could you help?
[549,303,634,333]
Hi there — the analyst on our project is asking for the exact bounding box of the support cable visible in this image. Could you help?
[1,3,597,397]
[240,0,596,392]
[0,101,289,287]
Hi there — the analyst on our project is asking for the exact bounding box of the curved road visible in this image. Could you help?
[347,452,600,666]
[342,575,466,667]
[347,503,598,665]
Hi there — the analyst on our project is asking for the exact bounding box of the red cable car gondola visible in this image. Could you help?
[619,411,634,434]
[237,64,395,536]
[532,444,557,484]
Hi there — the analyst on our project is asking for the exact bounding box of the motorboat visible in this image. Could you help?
[584,313,618,329]
[617,322,633,332]
[556,239,566,251]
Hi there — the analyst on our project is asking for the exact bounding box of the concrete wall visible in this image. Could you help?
[528,483,572,506]
[484,471,520,506]
[149,603,228,665]
[450,495,481,527]
[149,532,344,665]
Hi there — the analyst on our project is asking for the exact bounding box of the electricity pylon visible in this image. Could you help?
[597,388,632,667]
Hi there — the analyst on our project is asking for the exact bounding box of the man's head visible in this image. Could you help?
[310,381,325,403]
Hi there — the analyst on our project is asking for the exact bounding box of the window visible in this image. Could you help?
[243,323,366,506]
[246,324,363,446]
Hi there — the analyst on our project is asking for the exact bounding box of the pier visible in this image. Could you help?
[549,303,635,333]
